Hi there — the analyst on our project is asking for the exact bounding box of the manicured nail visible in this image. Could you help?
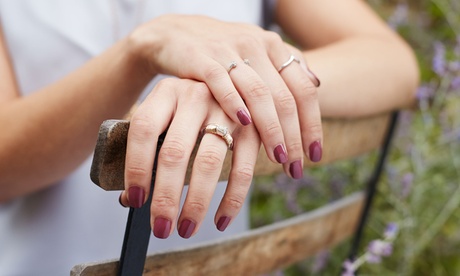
[237,109,252,126]
[274,144,288,163]
[128,186,145,208]
[301,63,321,87]
[217,216,231,232]
[309,141,322,162]
[153,217,172,239]
[289,160,303,179]
[178,219,196,239]
[118,193,127,208]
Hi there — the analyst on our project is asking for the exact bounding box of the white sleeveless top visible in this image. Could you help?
[0,1,262,275]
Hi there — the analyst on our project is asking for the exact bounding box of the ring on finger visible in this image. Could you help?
[202,123,234,150]
[227,61,238,73]
[278,54,300,73]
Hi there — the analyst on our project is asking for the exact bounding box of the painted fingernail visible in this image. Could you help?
[118,193,128,208]
[237,109,252,126]
[153,217,172,239]
[178,219,196,239]
[217,216,231,232]
[128,186,145,208]
[309,141,322,162]
[274,144,288,163]
[301,63,321,87]
[289,160,303,179]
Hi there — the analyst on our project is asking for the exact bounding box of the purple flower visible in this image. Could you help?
[416,85,435,101]
[342,259,355,276]
[433,41,447,76]
[311,250,330,273]
[388,3,408,30]
[401,173,414,198]
[366,253,382,264]
[368,240,393,257]
[384,223,399,240]
[450,76,460,90]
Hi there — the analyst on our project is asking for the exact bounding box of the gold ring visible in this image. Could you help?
[202,123,234,150]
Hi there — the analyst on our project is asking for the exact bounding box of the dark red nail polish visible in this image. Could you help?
[289,160,303,179]
[237,109,252,126]
[306,68,321,87]
[153,217,171,239]
[118,193,127,208]
[274,144,288,163]
[309,141,322,162]
[217,216,231,232]
[128,186,145,208]
[178,219,196,239]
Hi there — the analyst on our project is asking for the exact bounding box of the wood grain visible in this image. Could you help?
[91,114,390,190]
[71,192,364,276]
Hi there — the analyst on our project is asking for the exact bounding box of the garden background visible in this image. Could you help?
[250,0,460,275]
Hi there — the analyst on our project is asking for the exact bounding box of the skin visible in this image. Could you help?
[0,0,418,238]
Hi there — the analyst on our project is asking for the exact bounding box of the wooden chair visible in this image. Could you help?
[71,112,398,276]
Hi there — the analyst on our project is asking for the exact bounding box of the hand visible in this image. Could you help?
[119,78,261,238]
[129,14,323,178]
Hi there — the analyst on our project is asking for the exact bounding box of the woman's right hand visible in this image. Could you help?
[127,14,323,179]
[120,78,261,239]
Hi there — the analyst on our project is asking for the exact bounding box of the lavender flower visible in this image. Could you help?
[384,222,399,240]
[342,260,355,276]
[401,173,414,198]
[416,85,435,101]
[388,3,408,30]
[368,240,393,258]
[450,76,460,90]
[432,41,447,76]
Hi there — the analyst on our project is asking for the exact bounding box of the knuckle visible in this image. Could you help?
[233,164,254,184]
[125,165,150,180]
[235,33,262,49]
[203,65,225,82]
[263,120,282,138]
[195,147,224,173]
[297,79,318,101]
[158,139,188,166]
[302,122,323,138]
[129,115,156,141]
[223,194,245,211]
[152,192,178,212]
[287,140,303,154]
[247,81,271,100]
[276,91,297,114]
[186,200,207,214]
[264,31,283,47]
[220,89,240,105]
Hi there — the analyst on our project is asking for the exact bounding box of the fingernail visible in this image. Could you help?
[153,217,172,239]
[309,141,322,162]
[301,63,321,87]
[178,219,196,239]
[118,193,127,208]
[274,144,288,163]
[217,216,231,232]
[289,160,303,179]
[237,109,252,126]
[128,186,145,208]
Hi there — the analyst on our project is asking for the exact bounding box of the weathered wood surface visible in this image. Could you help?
[71,192,364,276]
[91,114,390,190]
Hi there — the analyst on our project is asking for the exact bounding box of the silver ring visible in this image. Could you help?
[243,59,250,66]
[202,123,234,150]
[227,61,237,73]
[278,54,300,73]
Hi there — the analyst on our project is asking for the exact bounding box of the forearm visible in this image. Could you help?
[304,35,419,118]
[0,38,153,201]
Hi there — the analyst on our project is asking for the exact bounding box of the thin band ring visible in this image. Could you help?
[227,61,238,73]
[278,54,300,73]
[202,123,234,150]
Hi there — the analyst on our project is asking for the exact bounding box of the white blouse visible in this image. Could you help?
[0,1,262,275]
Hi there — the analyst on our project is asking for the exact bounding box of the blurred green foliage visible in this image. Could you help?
[250,0,460,275]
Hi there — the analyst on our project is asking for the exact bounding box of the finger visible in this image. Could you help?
[150,82,209,239]
[245,50,304,179]
[124,80,176,208]
[186,54,253,126]
[177,120,233,239]
[228,60,288,165]
[215,125,260,231]
[269,45,323,163]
